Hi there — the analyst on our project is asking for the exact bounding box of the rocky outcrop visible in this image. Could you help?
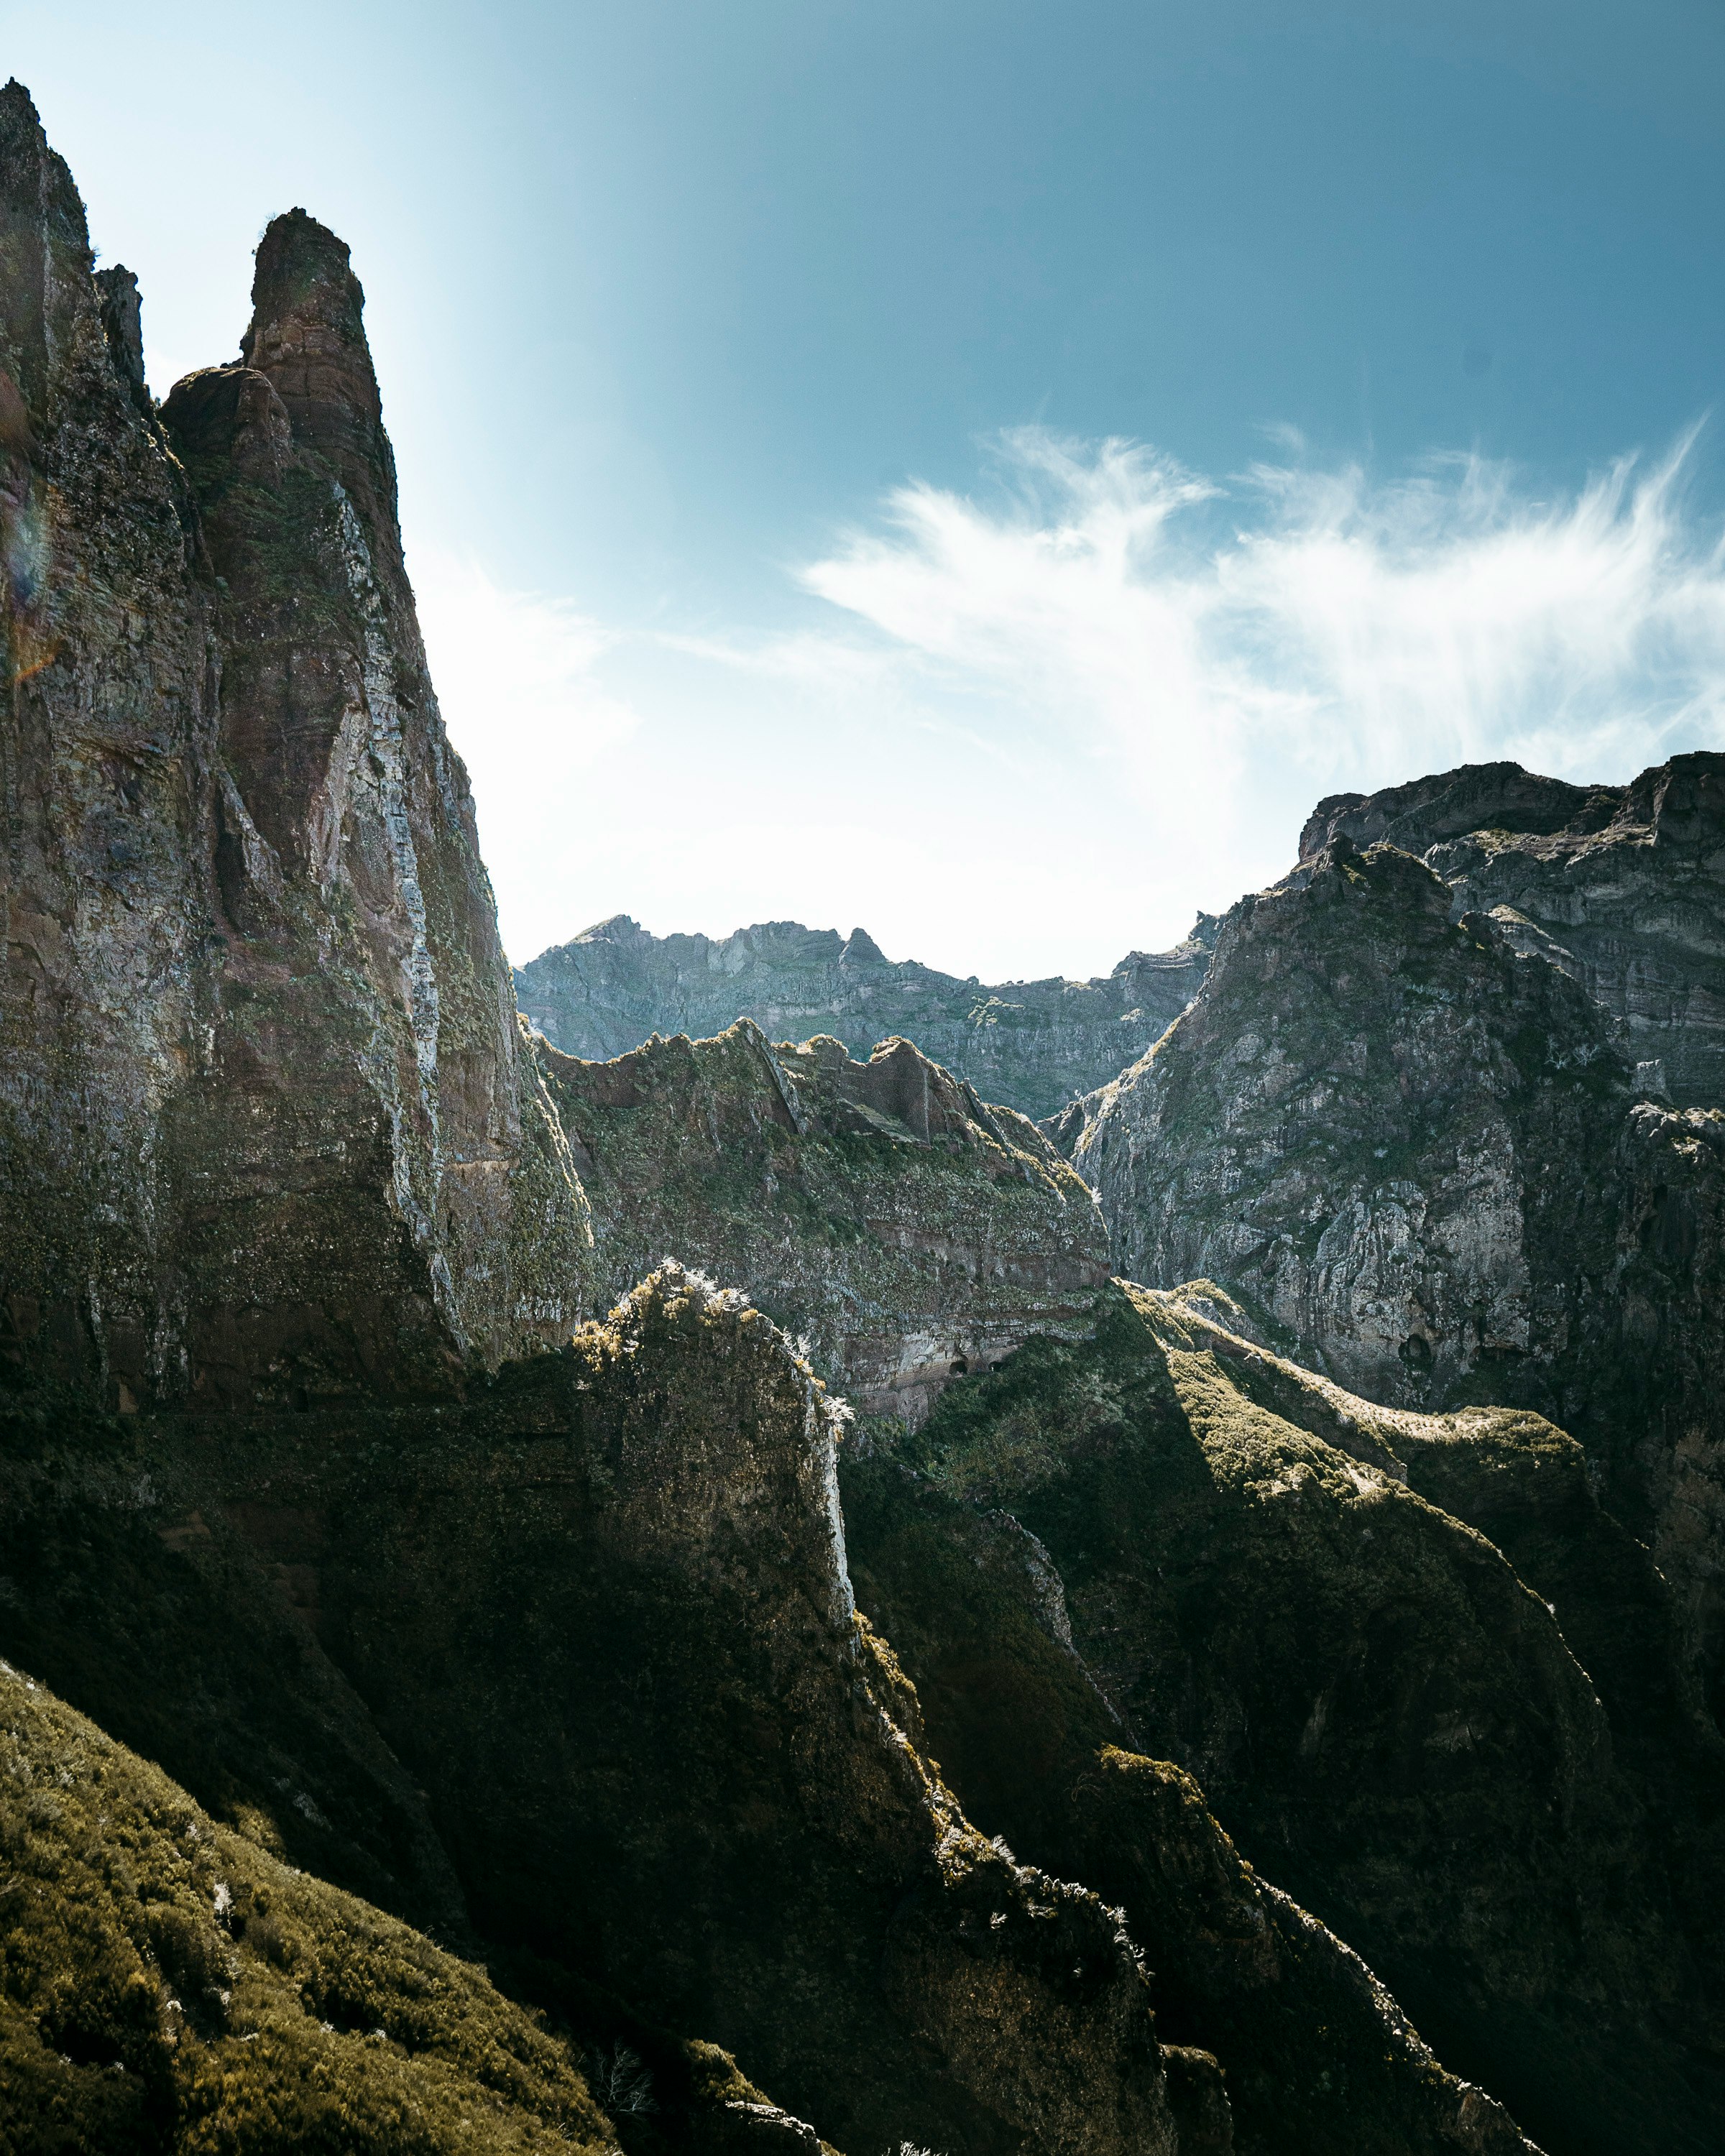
[16,82,1721,2156]
[4,1263,1573,2154]
[0,83,590,1411]
[843,1456,1540,2156]
[860,1280,1724,2156]
[1299,754,1725,1106]
[3,1273,1218,2156]
[516,913,1216,1123]
[539,1020,1110,1421]
[1075,839,1630,1410]
[1069,837,1725,1705]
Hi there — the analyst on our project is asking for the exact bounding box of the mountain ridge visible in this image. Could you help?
[4,74,1723,2156]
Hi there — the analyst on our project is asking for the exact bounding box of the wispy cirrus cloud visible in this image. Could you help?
[413,428,1725,982]
[798,424,1725,839]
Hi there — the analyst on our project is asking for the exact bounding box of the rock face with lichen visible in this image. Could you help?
[517,912,1217,1122]
[4,1267,1555,2156]
[0,82,590,1411]
[1070,834,1725,1700]
[0,85,1438,2156]
[1297,754,1725,1106]
[1074,839,1632,1406]
[540,1019,1111,1421]
[18,75,1725,2156]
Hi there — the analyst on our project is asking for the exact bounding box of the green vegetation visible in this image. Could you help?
[0,1663,616,2155]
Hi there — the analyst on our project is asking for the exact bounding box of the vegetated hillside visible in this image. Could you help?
[515,913,1216,1123]
[1067,835,1725,1714]
[540,1020,1110,1422]
[848,1279,1725,2156]
[0,1661,623,2156]
[1297,754,1725,1106]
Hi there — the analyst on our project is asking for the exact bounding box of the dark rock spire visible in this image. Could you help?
[0,80,96,420]
[240,207,405,576]
[94,264,151,419]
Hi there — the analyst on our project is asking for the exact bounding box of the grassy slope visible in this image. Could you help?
[0,1662,617,2156]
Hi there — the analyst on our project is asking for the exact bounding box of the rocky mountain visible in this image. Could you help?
[1297,755,1725,1106]
[850,1280,1724,2156]
[540,1021,1110,1423]
[0,84,589,1416]
[1069,831,1725,1723]
[515,912,1217,1123]
[4,1267,1549,2156]
[4,75,1722,2156]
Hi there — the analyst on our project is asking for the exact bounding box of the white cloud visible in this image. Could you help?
[405,430,1725,986]
[797,425,1725,900]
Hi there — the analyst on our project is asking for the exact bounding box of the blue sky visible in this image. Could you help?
[11,2,1725,977]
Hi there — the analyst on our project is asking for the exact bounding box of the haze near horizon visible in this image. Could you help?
[9,0,1725,979]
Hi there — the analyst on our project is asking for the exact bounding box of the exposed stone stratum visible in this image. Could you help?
[1297,754,1725,1106]
[540,1019,1111,1422]
[6,74,1722,2156]
[1070,834,1725,1712]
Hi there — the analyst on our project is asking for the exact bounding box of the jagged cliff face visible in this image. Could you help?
[1071,836,1725,1703]
[3,1276,1224,2156]
[5,1271,1562,2156]
[221,1268,1197,2156]
[1300,754,1725,1107]
[12,80,1725,2156]
[0,86,212,1404]
[1075,839,1630,1407]
[0,85,589,1409]
[517,912,1216,1123]
[540,1019,1110,1422]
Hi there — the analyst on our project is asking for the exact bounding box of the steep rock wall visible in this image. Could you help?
[1299,754,1725,1106]
[1070,837,1725,1697]
[872,1280,1724,2156]
[1075,841,1629,1409]
[0,86,590,1409]
[45,1270,1198,2156]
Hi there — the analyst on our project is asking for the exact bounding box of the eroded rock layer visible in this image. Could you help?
[855,1279,1724,2156]
[6,78,1714,2156]
[1,1276,1219,2156]
[4,1268,1569,2156]
[1299,754,1725,1106]
[1072,836,1725,1690]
